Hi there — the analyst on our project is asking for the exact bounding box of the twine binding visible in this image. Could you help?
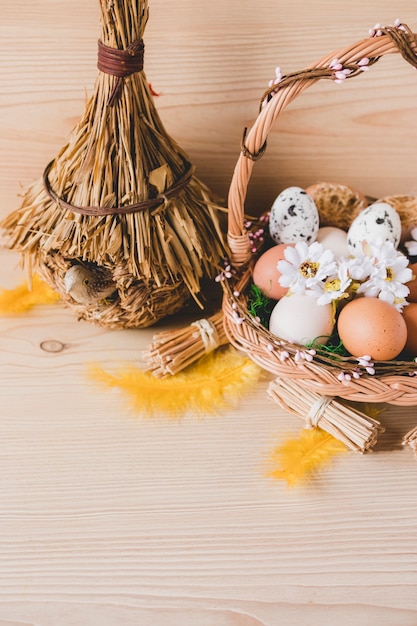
[191,318,221,354]
[306,396,333,429]
[42,159,194,217]
[241,127,267,161]
[97,38,145,106]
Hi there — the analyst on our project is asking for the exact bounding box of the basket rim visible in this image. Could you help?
[222,281,417,406]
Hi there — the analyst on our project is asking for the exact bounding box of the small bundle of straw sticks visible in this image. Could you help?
[144,310,228,377]
[1,0,227,329]
[403,426,417,458]
[267,377,384,452]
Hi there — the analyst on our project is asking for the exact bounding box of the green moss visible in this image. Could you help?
[305,333,350,359]
[247,283,276,327]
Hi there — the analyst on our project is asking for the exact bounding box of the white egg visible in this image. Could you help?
[269,186,319,245]
[347,201,401,255]
[269,293,334,346]
[316,226,349,258]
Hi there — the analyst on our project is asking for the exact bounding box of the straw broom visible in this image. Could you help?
[1,0,227,328]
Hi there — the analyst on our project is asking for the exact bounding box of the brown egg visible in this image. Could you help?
[252,243,294,300]
[406,262,417,303]
[337,297,407,360]
[402,303,417,356]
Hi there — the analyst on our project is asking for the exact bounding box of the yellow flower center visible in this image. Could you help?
[385,267,394,281]
[299,261,319,278]
[324,278,341,292]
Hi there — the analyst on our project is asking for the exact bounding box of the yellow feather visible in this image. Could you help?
[266,427,348,487]
[88,347,262,417]
[344,400,385,421]
[0,275,60,314]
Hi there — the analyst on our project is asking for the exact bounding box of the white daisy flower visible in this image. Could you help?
[356,240,412,309]
[278,241,337,296]
[316,259,352,305]
[346,253,374,281]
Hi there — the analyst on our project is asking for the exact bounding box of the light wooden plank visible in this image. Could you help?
[1,2,417,625]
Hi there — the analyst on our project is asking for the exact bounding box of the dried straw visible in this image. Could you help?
[144,310,228,377]
[306,182,368,230]
[402,425,417,457]
[267,377,383,452]
[1,0,227,328]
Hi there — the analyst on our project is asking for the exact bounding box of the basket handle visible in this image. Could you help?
[227,23,417,266]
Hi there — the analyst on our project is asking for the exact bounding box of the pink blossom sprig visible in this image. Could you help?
[369,22,384,37]
[329,57,372,84]
[337,355,375,383]
[262,67,283,107]
[357,57,370,71]
[329,58,353,84]
[245,214,269,253]
[338,371,360,383]
[247,226,265,254]
[369,18,407,38]
[231,307,244,325]
[215,260,236,283]
[356,354,376,375]
[294,349,316,363]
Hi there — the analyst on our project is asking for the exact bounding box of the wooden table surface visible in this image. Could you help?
[1,2,417,624]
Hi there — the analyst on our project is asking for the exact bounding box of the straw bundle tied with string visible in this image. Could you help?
[1,0,227,328]
[267,377,383,452]
[144,310,228,377]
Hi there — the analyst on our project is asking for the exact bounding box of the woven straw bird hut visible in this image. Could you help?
[1,0,227,328]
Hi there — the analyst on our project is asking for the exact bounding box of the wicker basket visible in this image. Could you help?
[222,23,417,407]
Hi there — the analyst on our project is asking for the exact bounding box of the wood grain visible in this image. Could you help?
[2,2,417,625]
